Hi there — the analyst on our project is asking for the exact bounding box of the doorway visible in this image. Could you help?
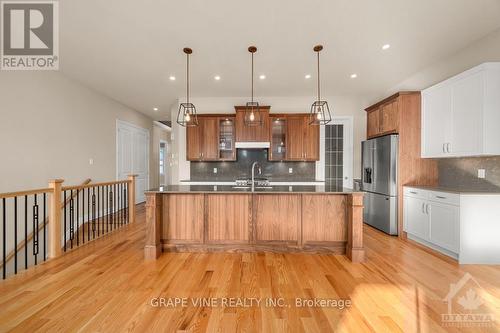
[116,120,150,203]
[321,117,354,188]
[159,140,167,186]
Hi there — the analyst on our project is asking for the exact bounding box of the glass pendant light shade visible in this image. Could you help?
[177,102,198,127]
[309,45,332,125]
[244,46,263,126]
[244,101,262,126]
[176,47,198,127]
[309,100,331,125]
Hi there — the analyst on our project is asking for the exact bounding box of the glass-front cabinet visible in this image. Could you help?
[269,117,287,161]
[218,117,236,160]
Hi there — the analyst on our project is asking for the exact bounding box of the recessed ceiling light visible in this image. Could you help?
[350,73,358,79]
[153,107,159,111]
[169,76,176,81]
[214,75,221,81]
[305,74,311,79]
[382,44,391,50]
[259,74,266,80]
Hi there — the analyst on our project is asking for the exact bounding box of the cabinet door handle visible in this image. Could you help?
[446,143,451,153]
[426,204,430,214]
[422,203,425,213]
[436,195,446,199]
[410,191,417,194]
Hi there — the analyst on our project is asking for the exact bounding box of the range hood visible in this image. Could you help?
[235,141,270,149]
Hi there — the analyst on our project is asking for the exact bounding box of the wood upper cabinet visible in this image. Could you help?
[380,100,399,134]
[234,106,270,142]
[186,116,219,161]
[367,109,380,138]
[366,98,399,138]
[269,116,287,161]
[286,115,319,161]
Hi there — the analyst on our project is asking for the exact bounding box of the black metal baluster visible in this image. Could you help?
[82,188,85,244]
[101,186,104,235]
[97,186,100,237]
[24,195,28,269]
[69,191,74,249]
[92,187,96,239]
[118,183,121,226]
[33,194,39,265]
[63,191,67,252]
[14,197,17,274]
[126,183,129,224]
[87,187,90,241]
[109,186,113,231]
[2,198,5,279]
[76,189,80,246]
[43,193,46,261]
[105,186,109,233]
[113,184,117,229]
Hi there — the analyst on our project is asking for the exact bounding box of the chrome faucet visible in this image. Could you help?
[251,162,262,192]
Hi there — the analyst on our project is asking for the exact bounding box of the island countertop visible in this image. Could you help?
[146,185,360,194]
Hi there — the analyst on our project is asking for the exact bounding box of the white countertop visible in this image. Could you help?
[404,185,500,195]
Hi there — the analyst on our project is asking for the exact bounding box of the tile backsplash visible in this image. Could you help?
[189,149,316,181]
[438,156,500,190]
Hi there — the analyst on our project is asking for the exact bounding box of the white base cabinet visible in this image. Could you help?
[404,186,500,264]
[421,62,500,158]
[403,187,459,257]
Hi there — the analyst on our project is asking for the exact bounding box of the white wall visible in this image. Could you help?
[0,71,154,192]
[169,95,367,184]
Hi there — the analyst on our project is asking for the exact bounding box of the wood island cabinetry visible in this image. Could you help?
[145,188,365,262]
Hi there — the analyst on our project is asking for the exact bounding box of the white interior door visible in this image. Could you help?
[117,120,150,204]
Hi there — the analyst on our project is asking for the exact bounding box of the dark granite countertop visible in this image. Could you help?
[405,185,500,194]
[146,185,360,194]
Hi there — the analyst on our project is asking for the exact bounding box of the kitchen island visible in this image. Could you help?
[144,185,365,262]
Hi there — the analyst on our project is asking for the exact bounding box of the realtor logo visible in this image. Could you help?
[1,1,59,70]
[441,272,495,328]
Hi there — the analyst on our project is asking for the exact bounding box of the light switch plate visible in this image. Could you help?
[288,168,293,174]
[478,169,486,178]
[89,158,94,165]
[213,168,218,174]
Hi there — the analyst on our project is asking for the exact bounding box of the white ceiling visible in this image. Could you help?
[59,0,500,119]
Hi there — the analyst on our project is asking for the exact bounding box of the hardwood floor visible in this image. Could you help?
[0,204,499,332]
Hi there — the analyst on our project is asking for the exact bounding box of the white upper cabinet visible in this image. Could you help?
[421,63,500,158]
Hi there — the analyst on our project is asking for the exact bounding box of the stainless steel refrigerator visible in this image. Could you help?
[361,134,398,235]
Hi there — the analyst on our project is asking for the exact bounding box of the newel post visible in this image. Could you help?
[128,174,137,223]
[48,179,64,258]
[347,193,365,263]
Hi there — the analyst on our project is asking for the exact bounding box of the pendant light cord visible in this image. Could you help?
[186,53,190,104]
[317,51,320,102]
[251,52,254,103]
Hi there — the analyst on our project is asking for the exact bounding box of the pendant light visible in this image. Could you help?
[177,47,198,127]
[244,46,263,126]
[309,45,331,125]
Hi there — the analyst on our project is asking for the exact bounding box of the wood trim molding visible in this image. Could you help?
[346,193,365,263]
[144,193,162,260]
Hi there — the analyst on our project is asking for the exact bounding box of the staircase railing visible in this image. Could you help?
[0,175,136,279]
[0,178,91,272]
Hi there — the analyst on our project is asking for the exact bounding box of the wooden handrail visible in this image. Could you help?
[0,179,91,269]
[0,188,52,199]
[61,179,129,191]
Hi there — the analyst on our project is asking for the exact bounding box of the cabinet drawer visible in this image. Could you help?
[428,191,460,206]
[403,187,428,199]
